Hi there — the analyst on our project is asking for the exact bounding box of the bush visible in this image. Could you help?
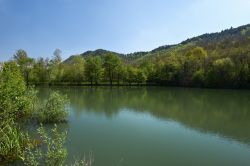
[24,125,94,166]
[0,62,29,120]
[24,124,67,166]
[38,92,69,123]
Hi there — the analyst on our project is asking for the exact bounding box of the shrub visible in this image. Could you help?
[38,91,69,123]
[24,124,67,166]
[24,125,94,166]
[0,62,29,120]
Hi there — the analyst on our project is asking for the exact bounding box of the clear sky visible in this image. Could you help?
[0,0,250,61]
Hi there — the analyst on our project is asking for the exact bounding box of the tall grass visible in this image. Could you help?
[0,119,26,162]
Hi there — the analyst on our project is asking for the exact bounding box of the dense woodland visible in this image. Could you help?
[2,24,250,88]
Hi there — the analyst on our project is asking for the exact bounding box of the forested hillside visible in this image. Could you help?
[2,24,250,88]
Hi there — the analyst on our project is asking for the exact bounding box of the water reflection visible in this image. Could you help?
[38,86,250,145]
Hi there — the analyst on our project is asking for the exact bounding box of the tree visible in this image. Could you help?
[61,56,85,83]
[0,62,31,119]
[181,47,207,85]
[48,49,63,83]
[230,51,250,87]
[53,49,62,64]
[206,57,235,87]
[103,53,122,85]
[84,56,103,85]
[116,63,127,85]
[127,65,137,84]
[13,49,33,85]
[31,57,49,83]
[139,60,155,82]
[135,69,147,84]
[155,56,181,85]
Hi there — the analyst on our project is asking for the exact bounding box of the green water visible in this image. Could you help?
[39,86,250,166]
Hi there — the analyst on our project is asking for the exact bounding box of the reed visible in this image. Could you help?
[0,119,26,162]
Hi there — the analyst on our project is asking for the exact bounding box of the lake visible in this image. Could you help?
[38,86,250,166]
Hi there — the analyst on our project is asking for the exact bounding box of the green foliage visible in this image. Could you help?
[180,47,207,85]
[206,57,236,87]
[103,53,122,85]
[30,57,49,83]
[13,49,34,84]
[0,119,26,162]
[61,56,85,83]
[139,60,155,80]
[24,124,67,166]
[116,63,128,84]
[192,70,205,86]
[47,49,63,83]
[84,56,103,85]
[38,92,69,123]
[241,26,250,35]
[134,69,147,84]
[9,24,250,88]
[23,125,94,166]
[127,65,137,84]
[25,86,39,118]
[153,56,181,84]
[0,62,32,120]
[0,61,76,165]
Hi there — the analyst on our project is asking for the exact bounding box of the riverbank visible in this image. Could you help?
[30,82,250,90]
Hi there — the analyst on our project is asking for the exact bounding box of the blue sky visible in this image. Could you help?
[0,0,250,61]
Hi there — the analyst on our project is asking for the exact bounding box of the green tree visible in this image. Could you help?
[48,49,63,83]
[61,56,85,83]
[127,65,137,84]
[139,60,155,82]
[117,64,127,85]
[0,62,31,119]
[206,57,235,87]
[158,56,181,85]
[231,52,250,87]
[53,49,62,64]
[103,53,122,85]
[31,58,49,83]
[181,47,207,85]
[84,56,103,85]
[13,49,34,85]
[135,69,147,84]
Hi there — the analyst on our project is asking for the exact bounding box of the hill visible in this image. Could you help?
[64,23,250,65]
[30,23,249,88]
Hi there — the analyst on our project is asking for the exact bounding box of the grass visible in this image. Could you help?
[0,119,26,163]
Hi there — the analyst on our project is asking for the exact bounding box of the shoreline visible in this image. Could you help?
[31,82,250,90]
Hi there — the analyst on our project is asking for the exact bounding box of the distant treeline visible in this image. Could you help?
[2,24,250,88]
[3,46,250,88]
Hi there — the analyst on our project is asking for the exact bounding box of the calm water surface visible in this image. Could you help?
[38,86,250,166]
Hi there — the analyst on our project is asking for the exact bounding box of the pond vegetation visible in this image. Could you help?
[0,62,92,166]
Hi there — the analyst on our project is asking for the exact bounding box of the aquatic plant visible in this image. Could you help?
[24,124,67,166]
[38,91,69,123]
[0,119,26,162]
